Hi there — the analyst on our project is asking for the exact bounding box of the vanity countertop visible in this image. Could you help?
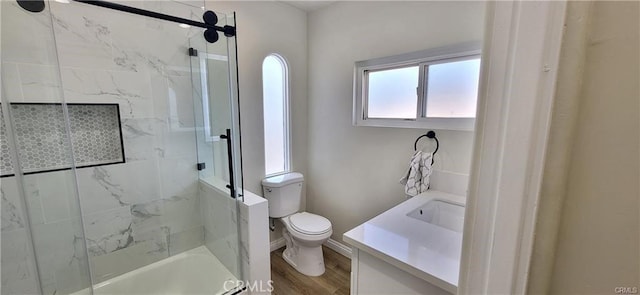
[343,190,465,293]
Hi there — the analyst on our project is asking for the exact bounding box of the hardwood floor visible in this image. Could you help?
[271,246,351,295]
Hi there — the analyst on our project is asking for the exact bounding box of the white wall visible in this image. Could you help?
[212,1,307,241]
[213,1,308,196]
[306,1,485,243]
[526,1,591,292]
[547,1,640,293]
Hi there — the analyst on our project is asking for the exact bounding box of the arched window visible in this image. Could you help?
[262,54,290,175]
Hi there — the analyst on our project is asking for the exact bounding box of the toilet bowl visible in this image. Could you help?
[262,172,333,276]
[280,212,332,276]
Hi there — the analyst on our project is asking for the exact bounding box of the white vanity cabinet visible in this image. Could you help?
[350,248,452,294]
[344,190,465,295]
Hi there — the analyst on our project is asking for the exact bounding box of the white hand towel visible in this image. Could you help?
[419,152,433,193]
[399,151,433,197]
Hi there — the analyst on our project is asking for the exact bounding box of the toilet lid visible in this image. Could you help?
[288,212,332,235]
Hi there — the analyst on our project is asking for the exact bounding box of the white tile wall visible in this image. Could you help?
[30,219,92,294]
[1,229,41,294]
[1,2,58,65]
[120,118,162,162]
[199,181,271,293]
[429,170,470,197]
[17,65,62,102]
[61,68,154,119]
[200,181,241,277]
[75,161,161,214]
[1,63,25,101]
[239,191,270,295]
[24,171,76,224]
[1,178,27,232]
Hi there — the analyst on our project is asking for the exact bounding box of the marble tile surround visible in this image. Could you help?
[0,0,227,294]
[1,173,92,295]
[200,181,241,278]
[199,182,271,294]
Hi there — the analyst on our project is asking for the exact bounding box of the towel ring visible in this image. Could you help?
[414,131,439,165]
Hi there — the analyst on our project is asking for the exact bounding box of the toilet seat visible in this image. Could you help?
[287,212,332,235]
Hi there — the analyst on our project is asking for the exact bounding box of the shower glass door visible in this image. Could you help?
[189,10,245,290]
[1,1,93,294]
[189,20,242,194]
[2,0,244,294]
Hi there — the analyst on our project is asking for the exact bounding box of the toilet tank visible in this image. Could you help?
[261,172,304,218]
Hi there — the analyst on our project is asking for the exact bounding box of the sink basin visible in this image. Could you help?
[407,199,465,232]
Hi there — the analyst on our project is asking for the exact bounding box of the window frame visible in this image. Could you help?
[353,42,481,131]
[262,53,291,177]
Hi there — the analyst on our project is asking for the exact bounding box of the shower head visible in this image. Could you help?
[17,0,45,12]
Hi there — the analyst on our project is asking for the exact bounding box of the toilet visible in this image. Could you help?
[262,172,332,276]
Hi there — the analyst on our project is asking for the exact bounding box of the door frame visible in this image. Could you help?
[459,1,567,293]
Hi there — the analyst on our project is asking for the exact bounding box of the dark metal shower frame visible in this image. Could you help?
[17,0,236,43]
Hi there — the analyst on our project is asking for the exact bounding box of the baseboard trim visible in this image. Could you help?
[324,238,352,258]
[270,237,285,252]
[271,237,352,258]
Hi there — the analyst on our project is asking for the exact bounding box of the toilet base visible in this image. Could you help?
[282,230,327,276]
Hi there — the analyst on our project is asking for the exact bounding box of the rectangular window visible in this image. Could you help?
[354,42,481,130]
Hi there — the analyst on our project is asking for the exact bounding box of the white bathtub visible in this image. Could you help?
[72,246,241,295]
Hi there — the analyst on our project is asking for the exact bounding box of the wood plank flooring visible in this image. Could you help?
[271,246,351,295]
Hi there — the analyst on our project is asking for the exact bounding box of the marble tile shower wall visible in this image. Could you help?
[1,1,213,293]
[199,182,241,277]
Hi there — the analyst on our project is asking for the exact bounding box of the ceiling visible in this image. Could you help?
[280,1,337,12]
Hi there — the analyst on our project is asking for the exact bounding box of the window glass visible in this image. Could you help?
[367,66,419,119]
[425,58,480,118]
[353,44,481,130]
[262,55,289,175]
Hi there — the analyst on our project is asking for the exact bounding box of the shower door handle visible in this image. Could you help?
[219,128,236,199]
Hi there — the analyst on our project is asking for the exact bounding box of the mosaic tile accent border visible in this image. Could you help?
[0,103,125,177]
[0,107,12,175]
